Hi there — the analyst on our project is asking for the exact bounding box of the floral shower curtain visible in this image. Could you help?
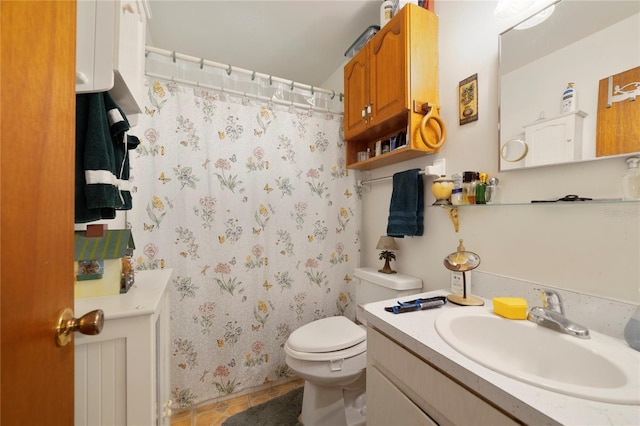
[129,78,361,408]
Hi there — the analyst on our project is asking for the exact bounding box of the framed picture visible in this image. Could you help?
[459,73,478,125]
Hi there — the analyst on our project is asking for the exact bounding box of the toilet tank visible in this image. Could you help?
[354,267,422,325]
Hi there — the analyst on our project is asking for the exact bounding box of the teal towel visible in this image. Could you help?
[75,92,139,223]
[387,169,424,237]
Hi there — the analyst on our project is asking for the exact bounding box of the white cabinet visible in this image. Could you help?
[76,0,148,125]
[74,269,172,426]
[110,0,149,125]
[367,327,519,426]
[76,0,115,93]
[523,110,587,167]
[367,365,437,426]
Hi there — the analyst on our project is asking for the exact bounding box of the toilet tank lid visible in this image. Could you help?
[287,316,366,353]
[354,267,422,290]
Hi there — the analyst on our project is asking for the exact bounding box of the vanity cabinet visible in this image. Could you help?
[74,269,172,426]
[367,327,520,426]
[344,4,440,170]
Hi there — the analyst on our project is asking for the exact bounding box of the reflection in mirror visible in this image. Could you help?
[499,0,640,171]
[500,138,528,163]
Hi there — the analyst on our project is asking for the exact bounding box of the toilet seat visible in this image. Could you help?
[285,339,366,362]
[285,316,367,361]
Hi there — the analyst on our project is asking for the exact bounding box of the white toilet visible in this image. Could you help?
[284,267,422,426]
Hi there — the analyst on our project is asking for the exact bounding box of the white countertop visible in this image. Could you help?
[75,269,173,320]
[363,290,640,426]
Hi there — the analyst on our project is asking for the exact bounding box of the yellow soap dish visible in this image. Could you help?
[493,297,528,320]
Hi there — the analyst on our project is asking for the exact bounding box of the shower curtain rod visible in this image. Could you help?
[146,71,344,116]
[145,46,344,101]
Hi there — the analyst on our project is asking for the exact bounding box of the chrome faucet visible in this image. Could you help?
[539,288,564,315]
[527,289,590,339]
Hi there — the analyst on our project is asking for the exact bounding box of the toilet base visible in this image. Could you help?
[299,374,366,426]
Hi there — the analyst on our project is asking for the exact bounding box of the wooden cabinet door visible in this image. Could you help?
[343,47,369,140]
[369,15,407,126]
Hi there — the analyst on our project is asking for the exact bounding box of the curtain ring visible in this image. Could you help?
[226,65,232,76]
[290,80,295,91]
[269,75,273,85]
[310,86,314,95]
[251,71,256,81]
[339,93,343,102]
[199,58,204,69]
[172,51,176,63]
[330,90,335,100]
[145,50,149,58]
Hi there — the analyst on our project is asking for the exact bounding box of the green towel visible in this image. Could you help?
[387,169,424,237]
[75,92,139,223]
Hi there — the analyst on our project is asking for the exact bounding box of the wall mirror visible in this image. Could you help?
[499,0,640,171]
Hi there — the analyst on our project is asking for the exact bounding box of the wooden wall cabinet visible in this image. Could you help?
[344,4,440,170]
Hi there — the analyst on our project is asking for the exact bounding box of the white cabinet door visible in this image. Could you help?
[76,0,115,93]
[367,365,438,426]
[111,0,148,123]
[74,269,172,426]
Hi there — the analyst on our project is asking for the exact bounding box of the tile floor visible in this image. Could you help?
[170,379,304,426]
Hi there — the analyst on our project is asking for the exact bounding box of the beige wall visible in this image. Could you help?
[324,0,640,304]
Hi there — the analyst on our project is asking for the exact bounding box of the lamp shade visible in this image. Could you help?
[376,236,398,251]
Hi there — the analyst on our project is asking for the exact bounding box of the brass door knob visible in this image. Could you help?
[55,308,104,346]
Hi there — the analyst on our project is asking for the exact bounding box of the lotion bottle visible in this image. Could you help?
[622,156,640,200]
[380,0,394,27]
[561,82,577,113]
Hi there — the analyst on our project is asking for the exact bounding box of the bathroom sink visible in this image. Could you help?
[434,307,640,404]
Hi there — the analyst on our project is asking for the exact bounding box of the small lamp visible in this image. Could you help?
[376,236,398,274]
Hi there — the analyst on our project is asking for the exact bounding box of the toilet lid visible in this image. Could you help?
[287,316,366,353]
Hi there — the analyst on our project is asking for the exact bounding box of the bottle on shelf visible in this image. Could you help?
[476,173,488,204]
[622,156,640,200]
[486,177,499,204]
[462,171,478,205]
[451,173,463,206]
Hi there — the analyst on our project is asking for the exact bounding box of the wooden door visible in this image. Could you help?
[343,46,369,141]
[369,10,407,125]
[596,65,640,157]
[1,1,76,424]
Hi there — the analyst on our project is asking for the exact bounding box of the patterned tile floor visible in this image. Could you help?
[171,379,305,426]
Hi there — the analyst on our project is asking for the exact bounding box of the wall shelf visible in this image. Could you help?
[430,199,639,233]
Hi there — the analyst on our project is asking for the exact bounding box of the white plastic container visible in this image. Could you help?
[380,0,394,27]
[561,82,577,113]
